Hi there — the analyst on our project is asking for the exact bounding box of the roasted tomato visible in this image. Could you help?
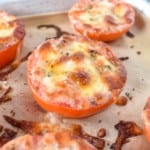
[68,0,135,41]
[0,10,25,68]
[27,34,126,118]
[1,123,97,150]
[142,97,150,142]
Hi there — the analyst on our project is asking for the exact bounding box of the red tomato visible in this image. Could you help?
[0,11,25,68]
[1,123,97,150]
[27,34,126,118]
[142,97,150,142]
[68,0,135,41]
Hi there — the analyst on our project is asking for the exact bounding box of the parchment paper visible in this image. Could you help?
[0,11,150,150]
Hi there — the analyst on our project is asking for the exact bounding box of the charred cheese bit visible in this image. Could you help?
[79,0,127,27]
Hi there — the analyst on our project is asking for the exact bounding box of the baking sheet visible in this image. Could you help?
[0,10,150,149]
[0,0,150,17]
[0,0,77,16]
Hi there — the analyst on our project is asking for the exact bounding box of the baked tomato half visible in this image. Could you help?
[1,123,97,150]
[68,0,135,41]
[142,97,150,142]
[0,10,25,68]
[27,34,126,118]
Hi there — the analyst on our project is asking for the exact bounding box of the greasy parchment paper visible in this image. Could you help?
[0,11,150,150]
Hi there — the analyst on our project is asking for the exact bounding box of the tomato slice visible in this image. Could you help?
[142,97,150,142]
[0,11,25,68]
[27,34,126,118]
[1,123,97,150]
[68,0,135,41]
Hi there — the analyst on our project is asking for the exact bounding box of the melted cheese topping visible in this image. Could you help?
[0,27,14,38]
[79,0,128,27]
[0,13,16,38]
[29,36,121,109]
[44,42,110,94]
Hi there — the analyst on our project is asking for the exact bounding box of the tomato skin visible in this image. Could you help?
[143,97,150,142]
[0,12,25,68]
[28,78,114,118]
[72,22,131,42]
[68,0,135,41]
[144,126,150,143]
[0,41,22,68]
